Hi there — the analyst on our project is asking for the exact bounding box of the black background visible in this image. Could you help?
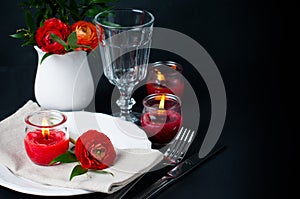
[0,0,294,199]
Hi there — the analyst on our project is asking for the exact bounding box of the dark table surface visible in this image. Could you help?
[0,0,293,199]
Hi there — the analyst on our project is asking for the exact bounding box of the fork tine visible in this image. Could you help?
[164,127,196,164]
[175,130,195,162]
[163,126,196,165]
[168,128,189,160]
[171,129,192,161]
[164,127,185,157]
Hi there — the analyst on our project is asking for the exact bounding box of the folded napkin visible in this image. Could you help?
[0,101,163,194]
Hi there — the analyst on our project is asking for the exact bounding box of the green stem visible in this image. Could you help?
[69,137,76,145]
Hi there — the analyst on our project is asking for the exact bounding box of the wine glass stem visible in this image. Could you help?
[116,86,136,120]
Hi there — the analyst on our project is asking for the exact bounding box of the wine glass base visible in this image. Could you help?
[113,112,141,125]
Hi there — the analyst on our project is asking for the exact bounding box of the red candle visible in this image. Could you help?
[24,130,69,165]
[24,110,69,166]
[141,110,182,145]
[141,94,182,148]
[146,61,184,97]
[146,82,184,97]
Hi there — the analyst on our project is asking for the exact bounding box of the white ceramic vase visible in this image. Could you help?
[34,46,94,111]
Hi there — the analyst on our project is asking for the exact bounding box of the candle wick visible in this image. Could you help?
[45,134,48,140]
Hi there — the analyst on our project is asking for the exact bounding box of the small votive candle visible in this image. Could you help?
[24,110,69,166]
[146,61,184,97]
[141,93,183,149]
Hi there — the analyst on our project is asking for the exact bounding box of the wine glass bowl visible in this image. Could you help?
[95,9,154,122]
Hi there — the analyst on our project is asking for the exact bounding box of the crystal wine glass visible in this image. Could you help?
[95,9,154,122]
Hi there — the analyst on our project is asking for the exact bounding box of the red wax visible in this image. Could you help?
[141,110,182,147]
[24,130,69,165]
[146,83,184,97]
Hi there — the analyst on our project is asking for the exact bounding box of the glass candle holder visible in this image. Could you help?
[24,110,69,166]
[146,61,184,97]
[141,93,182,149]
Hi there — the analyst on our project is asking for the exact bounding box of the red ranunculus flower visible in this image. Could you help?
[71,21,98,52]
[35,18,70,54]
[75,130,116,170]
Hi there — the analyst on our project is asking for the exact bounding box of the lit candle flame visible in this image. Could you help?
[158,95,166,115]
[154,69,166,81]
[159,94,165,109]
[41,118,50,139]
[170,64,177,70]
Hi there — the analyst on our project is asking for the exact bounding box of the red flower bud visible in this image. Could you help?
[71,21,98,52]
[35,18,70,54]
[75,130,116,170]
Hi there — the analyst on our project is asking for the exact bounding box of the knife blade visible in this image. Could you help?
[132,145,225,199]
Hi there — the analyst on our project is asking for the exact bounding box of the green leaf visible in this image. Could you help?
[85,7,101,18]
[56,0,67,8]
[69,0,80,21]
[78,44,93,50]
[50,33,68,48]
[44,4,53,20]
[49,151,78,165]
[36,8,47,27]
[93,170,114,176]
[21,36,36,47]
[10,32,27,39]
[70,165,88,181]
[56,0,68,21]
[25,10,35,33]
[67,32,78,49]
[40,53,53,64]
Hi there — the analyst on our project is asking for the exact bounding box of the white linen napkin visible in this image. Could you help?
[0,101,163,193]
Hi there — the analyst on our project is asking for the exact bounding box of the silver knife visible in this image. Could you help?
[133,145,225,199]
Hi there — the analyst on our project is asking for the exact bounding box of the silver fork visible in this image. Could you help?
[109,126,196,199]
[163,127,195,165]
